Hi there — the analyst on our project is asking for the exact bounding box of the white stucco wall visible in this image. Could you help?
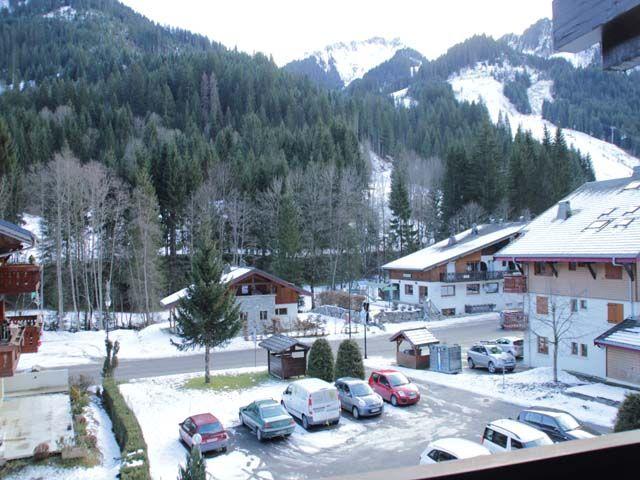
[236,295,299,331]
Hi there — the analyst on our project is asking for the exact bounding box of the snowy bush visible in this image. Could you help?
[307,338,334,382]
[334,340,365,380]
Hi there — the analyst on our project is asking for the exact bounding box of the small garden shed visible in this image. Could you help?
[259,334,310,379]
[389,327,439,369]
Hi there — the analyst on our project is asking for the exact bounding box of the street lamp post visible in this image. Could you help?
[363,301,369,359]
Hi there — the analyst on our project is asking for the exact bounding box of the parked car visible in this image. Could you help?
[517,408,597,442]
[179,413,229,453]
[368,369,420,406]
[281,378,341,430]
[420,438,491,464]
[481,419,552,453]
[239,399,296,441]
[467,344,516,373]
[335,377,384,418]
[493,337,524,358]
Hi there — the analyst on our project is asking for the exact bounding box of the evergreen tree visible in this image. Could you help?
[307,338,334,382]
[551,127,571,200]
[273,184,302,284]
[0,118,19,222]
[334,339,365,380]
[177,445,206,480]
[173,224,242,384]
[614,393,640,432]
[389,161,418,254]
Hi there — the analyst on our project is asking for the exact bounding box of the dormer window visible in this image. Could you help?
[624,205,640,215]
[599,207,617,217]
[584,219,611,230]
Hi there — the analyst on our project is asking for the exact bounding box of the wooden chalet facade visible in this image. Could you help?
[0,220,42,378]
[161,266,311,333]
[382,223,525,317]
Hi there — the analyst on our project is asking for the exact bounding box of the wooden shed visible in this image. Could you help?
[389,327,439,369]
[259,334,310,379]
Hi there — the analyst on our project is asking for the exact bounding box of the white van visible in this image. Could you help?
[281,378,341,430]
[481,419,552,453]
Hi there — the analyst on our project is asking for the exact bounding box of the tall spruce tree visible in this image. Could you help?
[0,118,19,222]
[173,224,242,384]
[273,184,302,284]
[389,161,418,254]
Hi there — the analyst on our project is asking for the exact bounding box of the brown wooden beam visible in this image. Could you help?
[586,263,597,280]
[623,263,635,282]
[546,262,558,278]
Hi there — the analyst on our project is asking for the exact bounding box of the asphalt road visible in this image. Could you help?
[65,315,505,382]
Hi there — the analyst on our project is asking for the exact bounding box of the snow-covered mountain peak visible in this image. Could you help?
[305,37,407,87]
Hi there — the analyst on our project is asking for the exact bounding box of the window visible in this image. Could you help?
[275,308,288,316]
[485,282,499,294]
[402,272,412,279]
[568,262,577,271]
[581,344,588,357]
[240,312,248,322]
[537,336,549,355]
[570,299,578,312]
[259,310,268,321]
[571,342,578,355]
[605,263,623,280]
[241,285,250,295]
[491,431,508,448]
[536,296,549,315]
[534,262,552,276]
[615,218,634,228]
[511,439,524,449]
[441,285,455,297]
[580,300,588,310]
[607,303,624,324]
[466,283,480,295]
[599,207,617,217]
[623,180,640,190]
[585,219,611,230]
[624,205,640,215]
[441,308,456,316]
[404,284,414,295]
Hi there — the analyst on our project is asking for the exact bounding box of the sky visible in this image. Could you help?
[120,0,552,65]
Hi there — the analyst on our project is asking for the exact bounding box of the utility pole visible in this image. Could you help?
[363,301,369,359]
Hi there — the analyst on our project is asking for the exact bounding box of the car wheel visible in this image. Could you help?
[391,395,398,407]
[507,368,515,373]
[488,361,496,374]
[221,446,228,453]
[352,407,360,419]
[468,358,475,369]
[257,429,263,442]
[302,415,310,430]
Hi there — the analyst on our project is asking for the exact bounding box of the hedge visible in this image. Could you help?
[102,377,151,480]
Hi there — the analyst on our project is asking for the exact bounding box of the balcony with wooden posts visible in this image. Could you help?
[439,270,513,283]
[0,315,43,377]
[503,274,527,293]
[0,263,41,295]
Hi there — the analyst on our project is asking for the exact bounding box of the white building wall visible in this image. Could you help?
[235,295,299,330]
[523,293,640,380]
[392,278,519,315]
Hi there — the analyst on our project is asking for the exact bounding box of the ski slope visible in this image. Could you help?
[448,63,639,181]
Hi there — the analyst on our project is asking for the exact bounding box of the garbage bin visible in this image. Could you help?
[429,344,462,374]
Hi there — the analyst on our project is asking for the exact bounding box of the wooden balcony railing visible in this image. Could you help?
[6,315,43,354]
[0,263,41,295]
[500,310,528,330]
[440,271,513,283]
[503,274,527,293]
[0,344,20,377]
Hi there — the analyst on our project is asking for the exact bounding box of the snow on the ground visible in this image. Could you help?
[119,368,289,480]
[566,383,637,404]
[365,356,618,427]
[19,310,497,370]
[550,45,598,69]
[306,37,405,87]
[5,396,120,480]
[390,88,417,108]
[448,63,640,181]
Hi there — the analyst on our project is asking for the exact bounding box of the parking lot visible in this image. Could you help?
[120,368,550,480]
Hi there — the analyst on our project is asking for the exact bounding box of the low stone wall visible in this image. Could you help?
[373,309,424,324]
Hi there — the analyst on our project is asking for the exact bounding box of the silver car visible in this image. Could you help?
[335,377,384,419]
[467,344,516,373]
[494,337,524,358]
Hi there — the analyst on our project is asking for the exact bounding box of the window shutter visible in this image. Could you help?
[536,296,549,315]
[607,303,624,324]
[605,264,623,280]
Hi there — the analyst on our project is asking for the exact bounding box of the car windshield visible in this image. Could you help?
[387,373,409,386]
[260,405,287,418]
[556,414,580,431]
[350,383,374,396]
[487,346,503,354]
[523,436,553,448]
[198,421,223,434]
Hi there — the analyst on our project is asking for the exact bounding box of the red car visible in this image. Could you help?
[179,413,229,453]
[368,369,420,406]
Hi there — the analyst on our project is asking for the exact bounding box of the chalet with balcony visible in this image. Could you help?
[0,220,42,378]
[495,168,640,386]
[382,223,525,317]
[161,266,311,333]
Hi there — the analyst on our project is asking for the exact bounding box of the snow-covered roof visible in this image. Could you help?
[383,223,525,272]
[0,219,37,255]
[496,172,640,260]
[258,334,310,353]
[389,327,439,347]
[595,318,640,351]
[160,267,254,307]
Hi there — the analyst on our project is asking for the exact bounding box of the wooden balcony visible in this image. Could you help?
[500,310,528,330]
[0,344,20,377]
[440,271,512,283]
[503,275,527,293]
[7,315,43,354]
[0,263,41,295]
